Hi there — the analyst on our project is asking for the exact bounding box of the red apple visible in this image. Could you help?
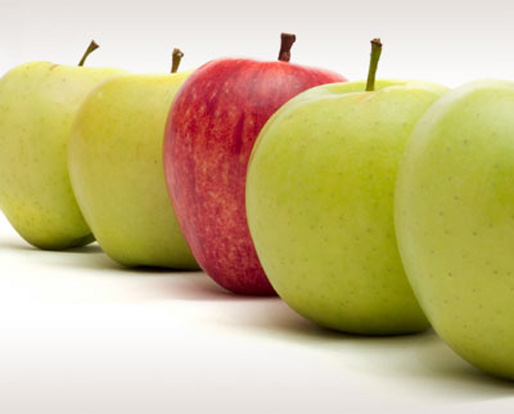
[163,33,346,295]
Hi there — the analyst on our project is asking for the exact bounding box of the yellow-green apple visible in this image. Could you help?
[0,41,126,249]
[69,50,198,269]
[395,80,514,379]
[163,33,346,295]
[246,39,448,334]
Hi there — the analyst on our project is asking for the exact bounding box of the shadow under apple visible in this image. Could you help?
[184,292,513,402]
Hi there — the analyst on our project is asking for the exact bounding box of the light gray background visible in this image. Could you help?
[1,1,514,413]
[1,0,513,87]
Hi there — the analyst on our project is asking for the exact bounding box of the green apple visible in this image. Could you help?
[0,41,126,249]
[68,49,198,269]
[246,39,448,335]
[395,80,514,379]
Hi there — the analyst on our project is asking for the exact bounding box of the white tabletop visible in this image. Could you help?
[0,212,512,414]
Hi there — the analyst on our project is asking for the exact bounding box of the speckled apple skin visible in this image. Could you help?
[69,74,199,269]
[0,62,126,250]
[247,80,447,333]
[396,80,514,379]
[164,59,345,295]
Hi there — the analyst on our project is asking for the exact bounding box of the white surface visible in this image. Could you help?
[0,212,513,414]
[1,1,514,412]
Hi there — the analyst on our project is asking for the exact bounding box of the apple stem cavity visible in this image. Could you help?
[278,33,296,62]
[365,38,382,92]
[78,40,100,67]
[171,48,184,74]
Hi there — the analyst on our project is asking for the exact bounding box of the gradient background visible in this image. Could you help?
[2,0,513,86]
[1,0,514,413]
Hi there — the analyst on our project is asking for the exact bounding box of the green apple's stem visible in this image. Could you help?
[278,33,296,62]
[78,40,99,67]
[171,48,184,73]
[365,38,382,92]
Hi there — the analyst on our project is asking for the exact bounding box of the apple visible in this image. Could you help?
[0,41,127,250]
[68,49,198,269]
[395,80,514,379]
[163,33,346,294]
[246,39,448,334]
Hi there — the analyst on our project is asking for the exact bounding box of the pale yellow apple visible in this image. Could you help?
[0,61,126,249]
[69,71,198,269]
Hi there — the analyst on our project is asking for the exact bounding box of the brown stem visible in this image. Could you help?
[278,33,296,62]
[171,48,184,73]
[78,40,99,67]
[365,38,382,92]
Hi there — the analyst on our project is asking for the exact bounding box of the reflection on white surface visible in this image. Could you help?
[0,213,512,414]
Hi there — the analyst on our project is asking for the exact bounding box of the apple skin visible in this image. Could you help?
[69,73,199,269]
[163,58,346,295]
[246,80,448,334]
[395,80,514,379]
[0,62,126,250]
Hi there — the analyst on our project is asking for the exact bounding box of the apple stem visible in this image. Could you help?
[78,40,99,67]
[365,38,382,92]
[278,33,296,62]
[171,48,184,73]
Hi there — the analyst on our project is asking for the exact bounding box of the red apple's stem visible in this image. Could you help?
[171,48,184,73]
[278,33,296,62]
[365,38,382,92]
[78,40,99,67]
